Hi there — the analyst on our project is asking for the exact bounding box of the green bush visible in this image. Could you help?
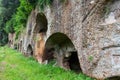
[4,0,62,40]
[14,0,34,38]
[0,0,19,45]
[5,0,37,39]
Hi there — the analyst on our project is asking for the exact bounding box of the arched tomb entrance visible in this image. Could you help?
[44,32,81,72]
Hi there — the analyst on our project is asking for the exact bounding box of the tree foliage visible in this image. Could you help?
[0,0,19,46]
[0,0,52,45]
[5,0,37,39]
[13,0,35,38]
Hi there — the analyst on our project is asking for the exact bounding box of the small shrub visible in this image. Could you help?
[88,55,94,62]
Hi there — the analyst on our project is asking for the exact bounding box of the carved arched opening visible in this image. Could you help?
[33,13,48,33]
[33,13,48,63]
[27,44,33,56]
[44,32,81,73]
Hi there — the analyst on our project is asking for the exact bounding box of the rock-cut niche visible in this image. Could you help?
[33,13,48,61]
[43,32,81,73]
[27,44,33,56]
[34,13,48,33]
[34,13,48,48]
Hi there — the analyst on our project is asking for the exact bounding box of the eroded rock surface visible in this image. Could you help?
[9,0,120,79]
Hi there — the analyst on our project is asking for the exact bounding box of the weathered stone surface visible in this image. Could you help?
[8,33,15,48]
[9,0,120,79]
[82,0,120,79]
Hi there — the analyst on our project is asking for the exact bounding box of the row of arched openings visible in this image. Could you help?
[26,12,81,73]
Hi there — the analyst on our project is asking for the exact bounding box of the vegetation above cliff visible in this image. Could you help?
[5,0,36,39]
[0,0,67,45]
[0,0,53,45]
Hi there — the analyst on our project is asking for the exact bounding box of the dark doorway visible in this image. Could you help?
[44,32,82,73]
[42,48,55,64]
[27,45,33,56]
[68,51,81,73]
[34,13,48,33]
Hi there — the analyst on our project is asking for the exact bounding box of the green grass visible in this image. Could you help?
[0,46,94,80]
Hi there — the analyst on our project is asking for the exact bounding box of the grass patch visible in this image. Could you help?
[0,46,94,80]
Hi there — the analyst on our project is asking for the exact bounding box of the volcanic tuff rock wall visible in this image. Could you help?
[9,0,120,79]
[82,0,120,79]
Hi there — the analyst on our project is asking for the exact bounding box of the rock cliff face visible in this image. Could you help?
[82,0,120,79]
[8,0,120,79]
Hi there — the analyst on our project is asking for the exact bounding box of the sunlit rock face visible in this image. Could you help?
[82,0,120,79]
[16,0,120,79]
